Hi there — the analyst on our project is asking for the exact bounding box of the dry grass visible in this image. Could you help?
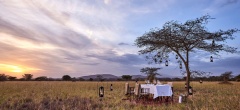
[0,81,239,110]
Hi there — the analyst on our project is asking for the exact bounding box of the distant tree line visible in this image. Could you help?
[0,71,240,82]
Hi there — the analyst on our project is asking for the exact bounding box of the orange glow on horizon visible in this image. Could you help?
[0,64,25,73]
[0,64,42,76]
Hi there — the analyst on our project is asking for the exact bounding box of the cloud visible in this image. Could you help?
[0,0,239,78]
[86,49,145,65]
[118,42,129,46]
[104,0,111,5]
[81,62,100,66]
[189,55,240,75]
[0,17,39,42]
[203,0,240,13]
[216,0,239,7]
[0,1,94,49]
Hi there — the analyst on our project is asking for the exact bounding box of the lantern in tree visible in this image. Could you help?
[175,54,178,59]
[210,56,213,62]
[110,84,113,91]
[165,60,168,66]
[212,40,215,47]
[160,58,162,63]
[184,83,187,89]
[179,62,182,69]
[188,86,193,95]
[99,86,104,99]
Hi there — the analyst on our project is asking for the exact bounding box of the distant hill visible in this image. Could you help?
[132,74,182,79]
[79,74,120,80]
[158,74,182,78]
[131,75,147,79]
[79,73,182,80]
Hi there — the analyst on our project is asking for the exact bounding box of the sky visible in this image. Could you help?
[0,0,240,78]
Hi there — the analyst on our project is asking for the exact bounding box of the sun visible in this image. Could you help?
[11,66,24,73]
[0,64,25,73]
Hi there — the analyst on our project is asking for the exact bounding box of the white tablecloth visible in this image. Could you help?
[141,84,173,99]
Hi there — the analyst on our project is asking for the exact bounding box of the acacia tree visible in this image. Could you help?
[235,74,240,81]
[35,76,48,81]
[22,74,33,81]
[97,75,103,81]
[62,75,71,81]
[8,76,17,81]
[182,70,212,79]
[135,15,239,95]
[220,71,233,82]
[140,67,161,83]
[121,75,132,81]
[0,74,8,81]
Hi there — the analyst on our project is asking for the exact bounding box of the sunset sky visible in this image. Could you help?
[0,0,239,78]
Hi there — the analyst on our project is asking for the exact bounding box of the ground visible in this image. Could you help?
[0,81,239,109]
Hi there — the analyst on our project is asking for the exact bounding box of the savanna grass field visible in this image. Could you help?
[0,81,240,110]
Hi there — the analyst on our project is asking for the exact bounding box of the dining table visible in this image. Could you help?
[141,84,173,99]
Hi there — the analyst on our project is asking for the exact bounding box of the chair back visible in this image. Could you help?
[125,83,129,95]
[140,88,150,95]
[134,83,141,96]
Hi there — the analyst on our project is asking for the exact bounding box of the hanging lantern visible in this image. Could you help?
[212,40,215,47]
[175,54,178,59]
[110,84,113,91]
[179,94,187,103]
[165,60,168,66]
[199,80,203,84]
[179,62,182,69]
[210,56,213,62]
[135,80,138,84]
[188,86,193,95]
[99,86,104,99]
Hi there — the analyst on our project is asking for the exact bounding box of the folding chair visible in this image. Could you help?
[125,83,129,95]
[134,83,141,101]
[140,88,151,103]
[125,83,135,101]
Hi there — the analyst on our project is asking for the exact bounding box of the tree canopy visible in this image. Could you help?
[22,74,33,81]
[97,75,104,81]
[62,75,71,81]
[121,75,132,81]
[220,71,233,82]
[235,74,240,81]
[182,70,212,78]
[35,76,48,81]
[0,74,7,81]
[8,76,17,81]
[135,15,239,95]
[140,67,161,83]
[136,15,238,57]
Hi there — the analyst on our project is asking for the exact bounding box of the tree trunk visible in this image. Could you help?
[186,63,191,96]
[185,50,191,96]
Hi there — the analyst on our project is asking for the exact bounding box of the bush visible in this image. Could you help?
[62,75,71,81]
